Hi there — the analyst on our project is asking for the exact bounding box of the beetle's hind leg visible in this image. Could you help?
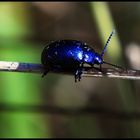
[41,65,51,78]
[42,69,49,78]
[41,63,51,78]
[74,63,84,82]
[75,69,83,82]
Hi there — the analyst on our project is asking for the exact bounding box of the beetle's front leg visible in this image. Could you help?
[74,68,83,82]
[74,70,79,82]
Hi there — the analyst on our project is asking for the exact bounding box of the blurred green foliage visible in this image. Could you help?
[0,1,139,138]
[0,2,50,138]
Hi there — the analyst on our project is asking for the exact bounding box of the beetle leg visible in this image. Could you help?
[78,68,83,81]
[74,69,79,82]
[42,72,47,78]
[42,69,49,78]
[78,63,84,81]
[75,69,80,82]
[75,52,85,82]
[99,64,106,74]
[74,65,83,82]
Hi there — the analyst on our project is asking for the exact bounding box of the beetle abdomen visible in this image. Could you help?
[41,40,87,69]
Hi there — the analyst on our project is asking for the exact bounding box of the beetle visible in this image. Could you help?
[41,30,120,82]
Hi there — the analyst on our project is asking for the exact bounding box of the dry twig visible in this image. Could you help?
[0,61,140,80]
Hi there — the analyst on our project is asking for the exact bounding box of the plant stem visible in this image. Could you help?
[0,61,140,80]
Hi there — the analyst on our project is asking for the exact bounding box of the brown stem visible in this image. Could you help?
[0,61,139,80]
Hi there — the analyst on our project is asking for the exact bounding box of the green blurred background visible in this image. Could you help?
[0,1,140,138]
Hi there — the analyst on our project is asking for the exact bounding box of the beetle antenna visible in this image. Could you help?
[101,29,115,58]
[103,61,124,69]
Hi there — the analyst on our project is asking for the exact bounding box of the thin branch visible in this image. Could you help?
[0,61,140,80]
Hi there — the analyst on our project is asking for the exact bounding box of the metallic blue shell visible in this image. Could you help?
[41,40,102,71]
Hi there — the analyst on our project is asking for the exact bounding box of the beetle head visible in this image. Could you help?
[94,53,103,65]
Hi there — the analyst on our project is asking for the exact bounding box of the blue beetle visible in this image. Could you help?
[41,30,118,82]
